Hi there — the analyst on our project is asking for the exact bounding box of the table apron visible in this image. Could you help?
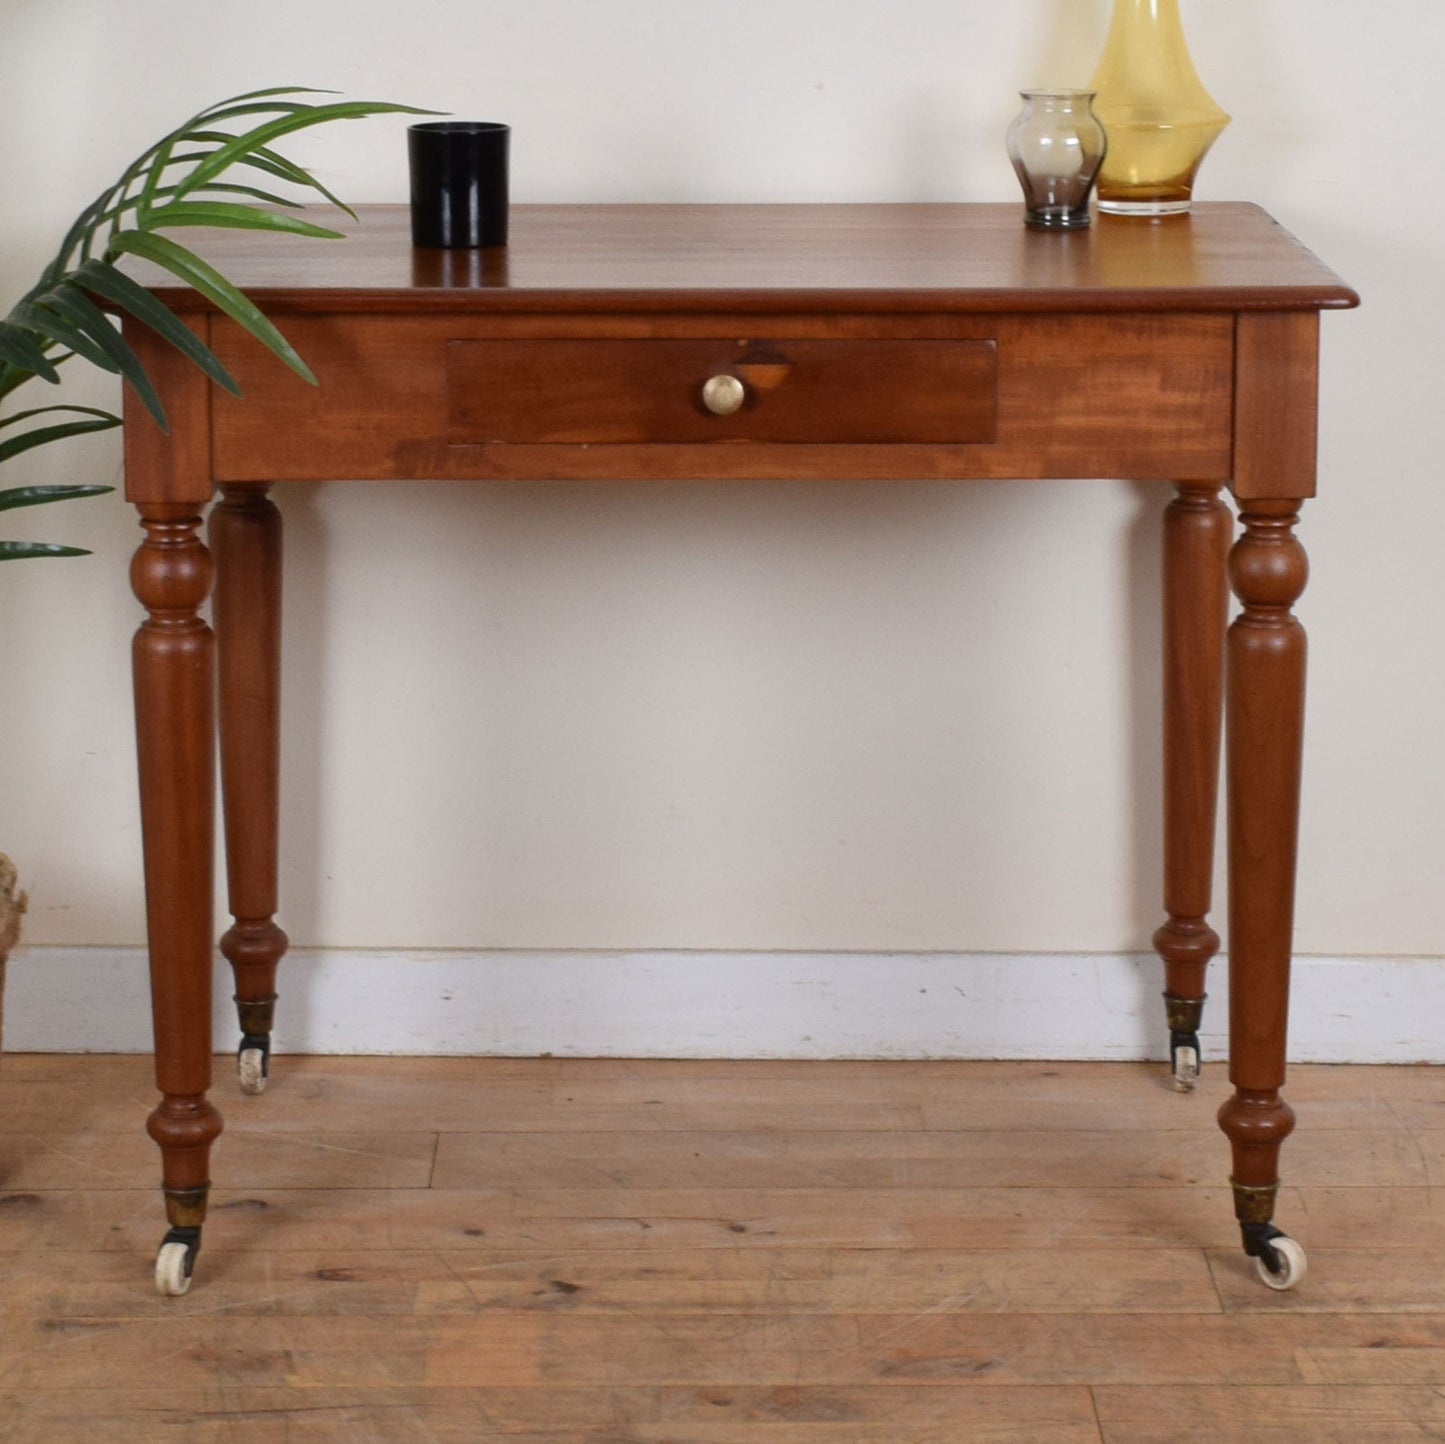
[198,310,1242,486]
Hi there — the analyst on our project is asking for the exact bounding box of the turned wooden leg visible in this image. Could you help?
[211,484,289,1096]
[1156,483,1231,1090]
[1217,500,1308,1289]
[132,504,222,1294]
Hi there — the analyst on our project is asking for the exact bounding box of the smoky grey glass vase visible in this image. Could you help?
[1006,89,1108,230]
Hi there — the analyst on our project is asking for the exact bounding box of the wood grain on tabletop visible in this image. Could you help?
[118,203,1359,315]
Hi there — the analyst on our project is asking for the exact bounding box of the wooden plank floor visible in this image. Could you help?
[1,1055,1443,1442]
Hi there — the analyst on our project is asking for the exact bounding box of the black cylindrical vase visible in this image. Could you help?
[408,121,510,249]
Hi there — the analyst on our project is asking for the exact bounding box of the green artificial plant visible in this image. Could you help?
[0,86,424,559]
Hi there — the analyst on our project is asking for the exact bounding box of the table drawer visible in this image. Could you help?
[446,338,998,445]
[209,313,1235,482]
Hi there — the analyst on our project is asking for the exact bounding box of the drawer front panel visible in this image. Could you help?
[446,338,999,446]
[209,313,1235,482]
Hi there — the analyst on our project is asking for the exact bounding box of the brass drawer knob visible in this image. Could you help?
[701,373,746,416]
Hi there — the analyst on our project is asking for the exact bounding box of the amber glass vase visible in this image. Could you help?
[1088,0,1229,216]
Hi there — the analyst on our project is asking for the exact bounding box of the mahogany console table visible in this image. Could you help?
[121,203,1356,1295]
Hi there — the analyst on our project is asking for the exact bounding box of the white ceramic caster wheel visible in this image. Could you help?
[155,1240,194,1297]
[1253,1234,1307,1291]
[1172,1045,1200,1093]
[238,1046,268,1096]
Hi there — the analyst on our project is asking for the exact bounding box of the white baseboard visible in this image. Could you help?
[5,948,1443,1064]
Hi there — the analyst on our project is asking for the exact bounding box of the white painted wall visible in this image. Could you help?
[1,4,1441,1048]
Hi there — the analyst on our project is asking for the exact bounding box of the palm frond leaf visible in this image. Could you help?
[6,88,431,407]
[172,99,424,202]
[138,200,345,239]
[71,259,241,396]
[0,323,62,382]
[2,87,432,560]
[32,284,168,425]
[6,299,120,375]
[0,409,120,465]
[108,229,318,384]
[191,139,360,217]
[0,541,95,560]
[0,483,115,513]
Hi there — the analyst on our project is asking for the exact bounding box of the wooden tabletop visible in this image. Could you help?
[126,203,1357,316]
